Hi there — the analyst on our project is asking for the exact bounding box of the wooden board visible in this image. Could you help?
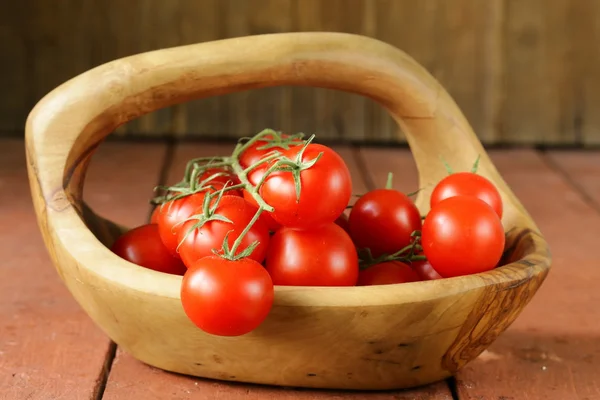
[0,140,166,399]
[546,151,600,207]
[101,142,454,399]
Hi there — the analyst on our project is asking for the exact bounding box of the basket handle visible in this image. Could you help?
[26,32,525,226]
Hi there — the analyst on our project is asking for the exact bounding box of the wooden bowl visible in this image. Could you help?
[25,32,551,390]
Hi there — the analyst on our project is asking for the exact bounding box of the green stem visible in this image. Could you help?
[386,172,394,189]
[227,207,264,258]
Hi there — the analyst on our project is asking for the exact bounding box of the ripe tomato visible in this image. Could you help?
[181,256,274,336]
[357,261,420,286]
[421,196,505,278]
[265,223,358,286]
[243,189,281,232]
[260,144,352,229]
[198,167,240,188]
[239,133,302,169]
[430,172,503,218]
[150,206,160,224]
[111,224,187,275]
[412,258,442,281]
[155,192,208,257]
[177,196,270,268]
[348,189,421,258]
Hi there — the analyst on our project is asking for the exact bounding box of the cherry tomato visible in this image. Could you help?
[412,258,442,281]
[111,224,187,275]
[260,144,352,229]
[239,133,302,169]
[348,189,421,258]
[155,192,209,257]
[265,223,358,286]
[357,261,420,286]
[243,189,281,232]
[150,206,160,224]
[198,167,241,188]
[430,172,503,218]
[422,196,505,278]
[181,256,274,336]
[177,196,270,268]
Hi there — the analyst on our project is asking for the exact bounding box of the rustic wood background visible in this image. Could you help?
[2,0,599,145]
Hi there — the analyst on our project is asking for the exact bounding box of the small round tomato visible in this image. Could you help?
[181,256,274,336]
[239,133,302,169]
[260,144,352,229]
[348,189,421,258]
[430,172,503,218]
[155,192,209,257]
[357,261,420,286]
[265,223,358,286]
[177,196,270,268]
[111,224,187,275]
[243,189,281,232]
[422,196,505,278]
[412,258,442,281]
[197,167,240,187]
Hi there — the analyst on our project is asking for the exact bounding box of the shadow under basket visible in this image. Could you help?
[25,32,551,390]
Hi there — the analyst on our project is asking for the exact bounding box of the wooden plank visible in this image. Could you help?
[0,139,166,399]
[102,142,452,399]
[571,0,600,146]
[176,0,224,138]
[291,0,369,142]
[502,0,576,145]
[546,151,600,210]
[358,147,600,399]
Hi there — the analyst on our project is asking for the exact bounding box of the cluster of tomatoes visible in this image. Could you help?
[110,130,506,337]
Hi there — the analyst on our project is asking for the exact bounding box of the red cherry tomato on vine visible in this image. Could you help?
[155,192,209,257]
[348,189,421,258]
[265,223,358,286]
[357,261,420,286]
[430,172,503,218]
[412,258,442,281]
[260,144,352,230]
[111,224,187,275]
[177,196,270,268]
[421,196,505,278]
[181,256,274,336]
[198,167,241,188]
[239,133,302,169]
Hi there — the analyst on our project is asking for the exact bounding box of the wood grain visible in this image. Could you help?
[453,150,600,399]
[102,142,453,399]
[0,139,165,399]
[25,32,551,390]
[502,0,576,145]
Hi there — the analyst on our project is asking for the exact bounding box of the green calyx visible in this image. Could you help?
[358,230,425,270]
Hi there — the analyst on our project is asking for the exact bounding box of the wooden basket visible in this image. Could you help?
[25,32,551,390]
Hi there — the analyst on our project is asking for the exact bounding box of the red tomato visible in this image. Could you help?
[357,261,420,286]
[181,256,274,336]
[198,167,240,187]
[260,144,352,229]
[422,196,505,278]
[239,133,302,169]
[111,224,187,275]
[334,213,350,233]
[265,223,358,286]
[155,192,208,257]
[177,196,270,268]
[412,258,442,281]
[348,189,422,258]
[430,172,503,218]
[243,189,281,232]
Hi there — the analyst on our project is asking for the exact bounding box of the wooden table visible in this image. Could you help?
[2,138,599,399]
